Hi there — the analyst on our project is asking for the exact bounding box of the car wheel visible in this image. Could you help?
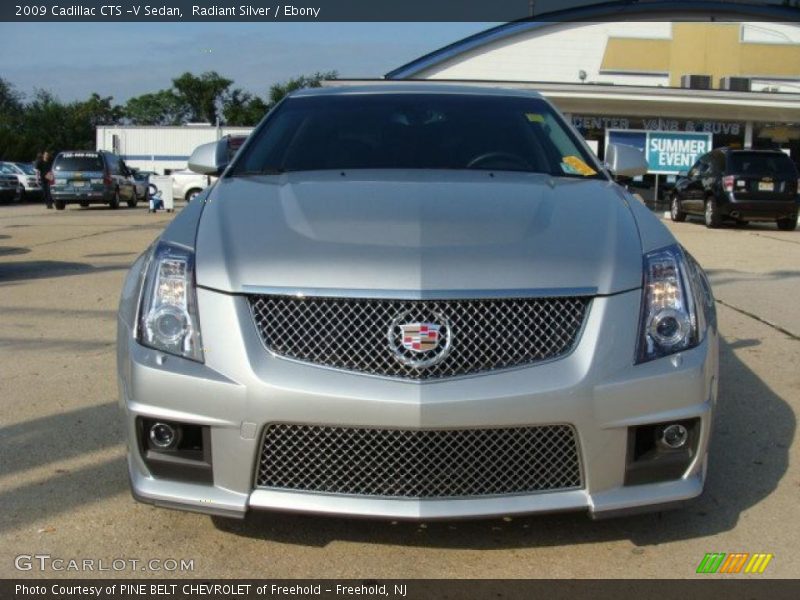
[776,214,798,231]
[735,220,749,228]
[670,194,686,222]
[15,184,25,203]
[109,189,120,209]
[54,199,66,210]
[704,198,721,229]
[127,191,138,208]
[186,188,202,202]
[79,201,90,208]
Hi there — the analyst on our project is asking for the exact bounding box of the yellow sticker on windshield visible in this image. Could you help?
[562,155,597,176]
[525,113,545,123]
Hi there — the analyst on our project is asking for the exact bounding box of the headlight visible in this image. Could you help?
[137,241,204,362]
[636,244,713,364]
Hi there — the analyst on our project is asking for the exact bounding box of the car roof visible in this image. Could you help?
[289,83,544,100]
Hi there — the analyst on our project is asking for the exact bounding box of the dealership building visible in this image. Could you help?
[100,1,800,190]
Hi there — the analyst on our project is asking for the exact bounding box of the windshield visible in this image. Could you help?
[729,152,797,177]
[233,93,602,178]
[15,163,36,175]
[54,153,104,172]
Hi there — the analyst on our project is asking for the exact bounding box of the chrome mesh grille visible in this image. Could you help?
[256,424,582,498]
[248,295,589,380]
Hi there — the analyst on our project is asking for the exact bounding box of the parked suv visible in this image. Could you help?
[670,148,799,230]
[0,170,18,203]
[0,162,41,201]
[51,150,139,210]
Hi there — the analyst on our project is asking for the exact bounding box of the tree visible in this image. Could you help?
[222,89,269,126]
[125,90,189,125]
[0,78,24,159]
[267,71,338,109]
[0,77,23,118]
[172,71,233,124]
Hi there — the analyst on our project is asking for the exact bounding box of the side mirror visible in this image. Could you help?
[605,143,648,178]
[188,139,229,176]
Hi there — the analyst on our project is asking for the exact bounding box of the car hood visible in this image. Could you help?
[195,171,643,296]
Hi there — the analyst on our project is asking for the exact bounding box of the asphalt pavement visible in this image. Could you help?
[0,202,798,578]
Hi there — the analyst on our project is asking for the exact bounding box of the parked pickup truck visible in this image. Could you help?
[171,135,248,202]
[171,169,214,202]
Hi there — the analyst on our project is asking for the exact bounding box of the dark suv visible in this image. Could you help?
[670,148,798,230]
[51,151,138,210]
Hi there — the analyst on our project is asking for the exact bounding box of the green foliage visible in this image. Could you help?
[124,90,189,125]
[222,89,269,126]
[172,71,233,124]
[268,71,338,108]
[0,70,340,160]
[0,80,125,161]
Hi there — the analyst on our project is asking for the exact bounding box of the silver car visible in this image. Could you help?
[117,85,718,521]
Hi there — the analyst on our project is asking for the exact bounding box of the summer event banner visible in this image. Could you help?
[606,129,713,175]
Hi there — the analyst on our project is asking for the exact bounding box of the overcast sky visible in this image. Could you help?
[0,22,495,103]
[1,0,792,103]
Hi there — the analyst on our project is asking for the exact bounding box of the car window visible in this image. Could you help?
[710,152,725,174]
[54,153,104,172]
[233,94,602,178]
[15,163,35,175]
[688,158,704,178]
[728,152,797,177]
[106,154,121,174]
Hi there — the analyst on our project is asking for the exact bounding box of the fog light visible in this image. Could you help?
[661,423,689,449]
[149,422,180,449]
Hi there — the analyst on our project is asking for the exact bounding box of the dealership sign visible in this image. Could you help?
[606,129,713,175]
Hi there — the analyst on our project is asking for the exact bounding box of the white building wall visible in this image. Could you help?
[95,126,254,174]
[418,22,672,87]
[417,21,800,93]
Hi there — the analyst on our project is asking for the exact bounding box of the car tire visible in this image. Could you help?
[704,198,722,229]
[186,188,202,202]
[735,220,749,228]
[15,184,25,203]
[54,199,66,210]
[776,214,798,231]
[109,189,120,209]
[79,201,90,208]
[127,192,138,208]
[670,194,686,222]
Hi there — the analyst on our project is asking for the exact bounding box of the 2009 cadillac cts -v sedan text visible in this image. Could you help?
[117,85,718,521]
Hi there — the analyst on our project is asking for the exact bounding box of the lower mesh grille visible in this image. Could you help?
[256,424,582,498]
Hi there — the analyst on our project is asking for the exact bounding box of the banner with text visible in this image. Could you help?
[607,130,713,175]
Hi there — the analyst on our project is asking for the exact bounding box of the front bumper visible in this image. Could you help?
[51,188,112,204]
[118,287,718,520]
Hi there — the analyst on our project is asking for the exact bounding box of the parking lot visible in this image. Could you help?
[0,201,798,579]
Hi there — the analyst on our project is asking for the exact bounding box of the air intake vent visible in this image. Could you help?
[719,77,751,92]
[680,74,712,90]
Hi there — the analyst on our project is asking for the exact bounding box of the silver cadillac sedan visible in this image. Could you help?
[117,84,718,521]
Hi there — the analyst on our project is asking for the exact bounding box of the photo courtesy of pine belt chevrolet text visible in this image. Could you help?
[116,84,719,521]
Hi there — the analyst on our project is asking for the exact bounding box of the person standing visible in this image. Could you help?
[35,151,53,209]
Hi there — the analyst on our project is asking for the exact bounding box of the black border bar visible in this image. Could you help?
[5,579,800,600]
[3,1,800,23]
